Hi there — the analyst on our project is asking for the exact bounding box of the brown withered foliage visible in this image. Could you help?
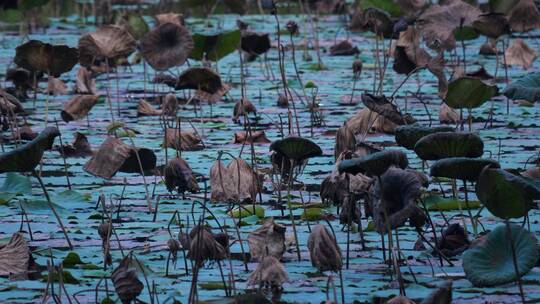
[248,218,286,261]
[307,225,342,272]
[210,158,259,203]
[111,255,144,304]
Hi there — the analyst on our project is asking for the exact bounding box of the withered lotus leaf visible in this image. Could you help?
[164,157,199,195]
[210,158,259,203]
[247,218,286,261]
[371,167,425,233]
[14,40,78,77]
[233,99,257,123]
[61,95,99,122]
[361,93,416,126]
[78,25,136,68]
[345,108,397,134]
[137,99,162,116]
[175,67,223,94]
[307,224,342,272]
[0,127,59,173]
[83,137,156,179]
[504,38,538,69]
[241,31,271,56]
[75,66,96,94]
[329,40,359,56]
[0,90,24,115]
[140,22,194,71]
[232,130,270,144]
[334,124,356,160]
[508,0,540,33]
[0,233,31,277]
[155,13,185,26]
[111,255,144,304]
[188,226,227,263]
[58,132,93,158]
[163,128,203,151]
[247,255,288,290]
[436,223,469,257]
[44,77,67,96]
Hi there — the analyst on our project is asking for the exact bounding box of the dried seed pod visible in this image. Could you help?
[286,21,299,35]
[307,225,342,272]
[167,238,181,261]
[277,94,289,108]
[247,255,288,291]
[111,255,144,304]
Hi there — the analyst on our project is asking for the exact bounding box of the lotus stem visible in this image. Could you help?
[217,260,229,297]
[462,180,477,235]
[287,163,302,261]
[32,170,73,250]
[505,220,526,304]
[54,119,71,190]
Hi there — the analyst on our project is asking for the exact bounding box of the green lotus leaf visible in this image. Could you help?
[360,0,404,17]
[488,0,520,13]
[301,207,324,221]
[395,125,454,150]
[424,195,480,211]
[414,132,484,161]
[476,167,538,219]
[0,127,59,173]
[504,72,540,102]
[270,137,322,162]
[338,150,408,176]
[118,13,149,40]
[430,157,500,181]
[444,77,498,109]
[190,30,241,61]
[229,205,265,218]
[20,0,49,11]
[462,224,538,286]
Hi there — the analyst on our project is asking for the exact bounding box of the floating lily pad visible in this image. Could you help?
[504,72,540,102]
[424,195,480,211]
[229,205,265,218]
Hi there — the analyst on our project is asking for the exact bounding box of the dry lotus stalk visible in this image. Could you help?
[84,137,156,179]
[44,77,67,96]
[137,99,162,116]
[508,0,540,33]
[0,233,30,277]
[308,225,342,272]
[210,158,259,203]
[188,226,227,264]
[248,218,286,261]
[417,0,480,51]
[163,128,203,151]
[232,130,270,144]
[155,13,185,26]
[61,95,99,122]
[345,108,397,134]
[439,103,460,124]
[247,255,288,290]
[111,255,144,304]
[75,66,96,94]
[233,99,257,122]
[504,38,537,69]
[58,132,93,157]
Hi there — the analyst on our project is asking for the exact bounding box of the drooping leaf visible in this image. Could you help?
[190,30,241,61]
[395,124,454,150]
[430,157,500,181]
[444,77,498,109]
[462,224,538,286]
[270,136,322,162]
[338,149,408,176]
[476,166,539,219]
[414,132,484,161]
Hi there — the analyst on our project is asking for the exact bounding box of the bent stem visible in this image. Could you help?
[33,170,73,250]
[505,220,526,304]
[287,162,301,261]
